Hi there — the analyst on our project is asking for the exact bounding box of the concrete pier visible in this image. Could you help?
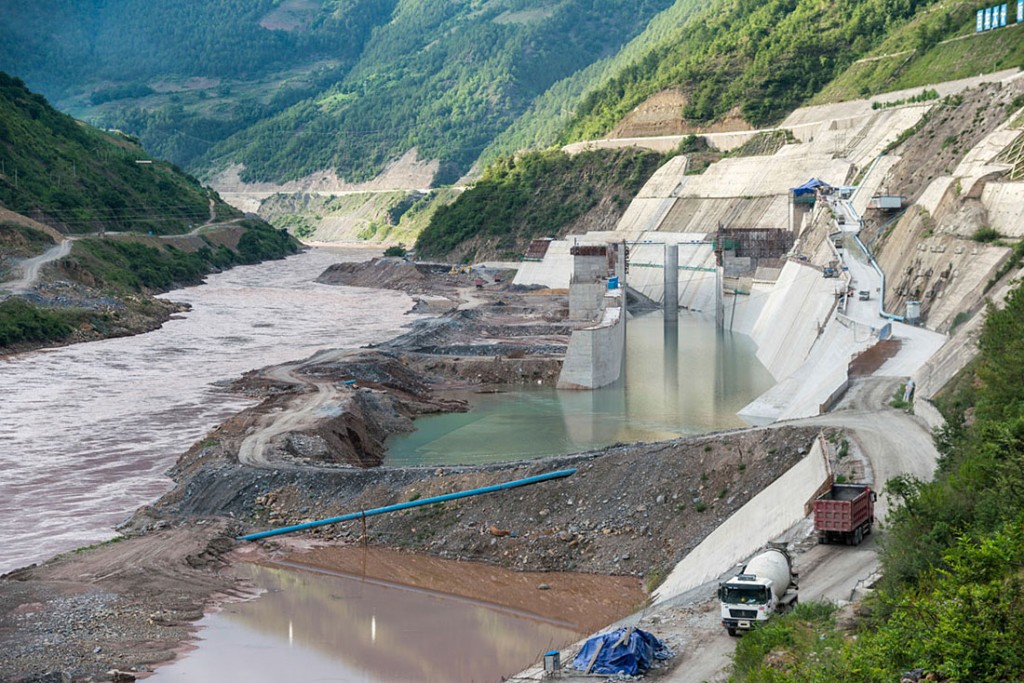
[664,244,678,322]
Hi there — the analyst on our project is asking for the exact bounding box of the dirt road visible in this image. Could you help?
[512,377,938,682]
[0,238,71,293]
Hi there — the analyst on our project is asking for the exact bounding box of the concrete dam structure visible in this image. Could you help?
[556,244,628,390]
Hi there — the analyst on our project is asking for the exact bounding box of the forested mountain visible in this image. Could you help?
[0,0,675,185]
[3,0,1008,189]
[0,72,299,350]
[560,0,942,140]
[557,0,1024,143]
[0,72,233,235]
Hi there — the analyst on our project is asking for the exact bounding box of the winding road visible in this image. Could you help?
[0,239,72,294]
[660,377,939,683]
[235,348,356,467]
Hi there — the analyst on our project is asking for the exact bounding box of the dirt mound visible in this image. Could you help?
[317,257,455,293]
[849,339,902,376]
[0,520,250,682]
[610,91,754,139]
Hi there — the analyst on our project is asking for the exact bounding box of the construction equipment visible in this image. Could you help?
[719,545,798,636]
[814,483,876,545]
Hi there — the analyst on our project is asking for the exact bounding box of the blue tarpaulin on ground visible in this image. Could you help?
[791,178,832,196]
[572,627,673,676]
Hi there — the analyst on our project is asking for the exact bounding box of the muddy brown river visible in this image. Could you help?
[0,247,419,575]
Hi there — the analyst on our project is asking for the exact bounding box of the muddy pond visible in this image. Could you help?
[147,546,645,683]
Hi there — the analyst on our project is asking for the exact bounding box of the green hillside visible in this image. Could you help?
[813,0,1024,103]
[0,72,236,235]
[480,0,704,163]
[0,0,674,185]
[558,0,943,142]
[0,73,300,351]
[415,147,664,261]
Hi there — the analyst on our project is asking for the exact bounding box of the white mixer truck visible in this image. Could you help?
[718,545,798,636]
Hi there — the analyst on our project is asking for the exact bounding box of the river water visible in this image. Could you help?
[0,248,419,575]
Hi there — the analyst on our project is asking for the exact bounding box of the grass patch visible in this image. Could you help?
[645,565,670,593]
[0,298,75,346]
[972,226,1001,243]
[732,602,839,680]
[949,309,972,332]
[890,383,913,411]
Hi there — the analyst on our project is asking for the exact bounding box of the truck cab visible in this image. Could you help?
[719,575,775,635]
[718,547,798,636]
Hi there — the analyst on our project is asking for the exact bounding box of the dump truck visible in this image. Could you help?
[719,545,798,636]
[814,483,876,545]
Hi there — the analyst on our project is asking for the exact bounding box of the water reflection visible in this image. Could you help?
[387,311,775,465]
[149,547,643,683]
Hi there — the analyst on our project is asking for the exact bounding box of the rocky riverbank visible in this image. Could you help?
[0,257,825,682]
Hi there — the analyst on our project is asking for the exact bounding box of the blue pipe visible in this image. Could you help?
[237,468,577,541]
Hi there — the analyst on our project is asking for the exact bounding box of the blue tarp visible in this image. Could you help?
[572,627,673,676]
[791,178,832,196]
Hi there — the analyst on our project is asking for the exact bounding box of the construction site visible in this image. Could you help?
[3,69,1024,683]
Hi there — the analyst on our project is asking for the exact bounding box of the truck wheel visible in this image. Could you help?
[854,527,863,546]
[727,628,738,637]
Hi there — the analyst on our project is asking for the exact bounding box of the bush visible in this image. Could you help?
[971,227,1000,243]
[0,299,73,346]
[384,244,407,257]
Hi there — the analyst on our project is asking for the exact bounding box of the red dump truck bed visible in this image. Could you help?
[813,483,875,545]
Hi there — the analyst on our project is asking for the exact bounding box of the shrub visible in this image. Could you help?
[971,227,1000,243]
[0,299,73,346]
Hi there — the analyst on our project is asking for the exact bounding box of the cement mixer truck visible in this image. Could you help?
[719,545,798,636]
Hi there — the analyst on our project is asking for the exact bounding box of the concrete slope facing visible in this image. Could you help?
[653,434,831,603]
[741,314,869,423]
[747,260,839,381]
[616,197,680,238]
[658,195,790,233]
[680,155,852,199]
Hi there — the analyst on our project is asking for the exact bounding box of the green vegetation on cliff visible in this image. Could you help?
[731,283,1024,681]
[415,148,663,260]
[0,220,299,351]
[560,0,938,141]
[814,2,1024,103]
[0,72,236,234]
[72,221,298,293]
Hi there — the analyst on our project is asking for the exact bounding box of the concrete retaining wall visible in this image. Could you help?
[557,294,625,390]
[654,433,831,603]
[983,182,1024,237]
[569,282,606,321]
[748,261,838,381]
